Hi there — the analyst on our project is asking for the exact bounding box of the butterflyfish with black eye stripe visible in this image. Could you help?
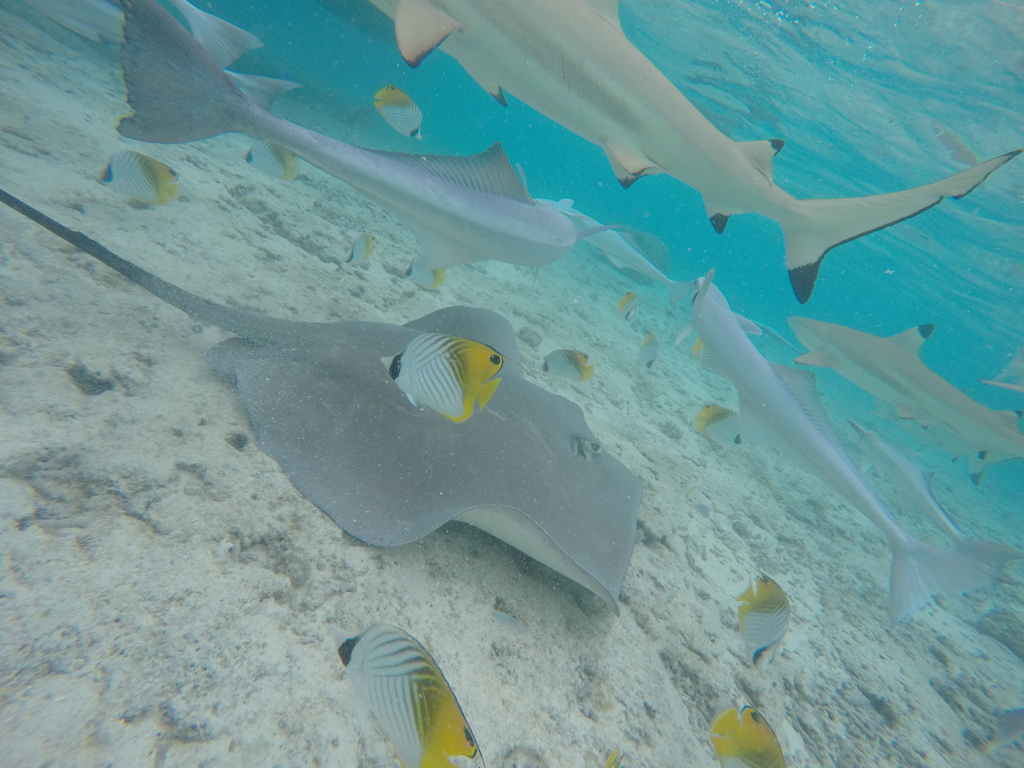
[618,292,638,321]
[101,150,179,204]
[639,331,659,370]
[696,404,740,444]
[382,333,503,422]
[374,84,423,139]
[710,705,786,768]
[405,263,447,290]
[245,140,299,180]
[737,576,791,670]
[345,233,374,264]
[543,349,594,381]
[330,624,485,768]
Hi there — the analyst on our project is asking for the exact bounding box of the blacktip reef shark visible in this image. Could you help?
[114,0,599,273]
[684,270,1006,624]
[0,188,642,612]
[981,343,1024,394]
[788,317,1024,484]
[848,421,1022,567]
[361,0,1021,302]
[538,198,692,307]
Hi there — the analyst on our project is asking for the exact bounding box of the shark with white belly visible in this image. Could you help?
[788,317,1024,484]
[848,421,1023,567]
[685,270,1006,624]
[361,0,1021,302]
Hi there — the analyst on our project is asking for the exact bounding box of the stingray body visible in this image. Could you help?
[0,189,641,612]
[365,0,1019,302]
[115,0,580,272]
[789,317,1024,483]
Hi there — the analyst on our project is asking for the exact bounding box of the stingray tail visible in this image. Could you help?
[116,0,260,143]
[889,536,1009,625]
[776,150,1021,303]
[954,537,1024,568]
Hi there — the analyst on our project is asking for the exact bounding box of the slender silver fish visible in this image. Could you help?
[115,0,588,273]
[686,270,1005,624]
[849,421,1022,567]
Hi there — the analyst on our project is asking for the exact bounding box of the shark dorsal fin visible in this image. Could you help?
[738,139,785,183]
[887,323,935,358]
[585,0,622,30]
[394,0,463,67]
[370,142,534,204]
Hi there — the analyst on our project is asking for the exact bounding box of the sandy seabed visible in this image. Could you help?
[1,3,1023,766]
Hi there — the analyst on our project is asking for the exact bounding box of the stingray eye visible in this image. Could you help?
[571,437,602,461]
[388,354,402,380]
[489,353,501,365]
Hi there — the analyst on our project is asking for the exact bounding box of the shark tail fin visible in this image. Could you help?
[954,538,1024,568]
[117,0,258,143]
[889,537,1008,625]
[778,150,1021,303]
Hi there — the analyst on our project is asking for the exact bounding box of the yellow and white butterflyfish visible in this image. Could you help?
[374,84,423,139]
[709,705,786,768]
[244,140,299,180]
[382,333,503,423]
[542,348,594,381]
[638,331,659,370]
[345,233,374,264]
[617,291,638,321]
[696,404,740,444]
[332,624,485,768]
[736,575,791,670]
[405,263,447,290]
[101,150,179,204]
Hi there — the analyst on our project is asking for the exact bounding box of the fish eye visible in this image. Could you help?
[489,354,501,365]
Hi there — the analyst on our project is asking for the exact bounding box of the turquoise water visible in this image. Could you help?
[0,0,1022,766]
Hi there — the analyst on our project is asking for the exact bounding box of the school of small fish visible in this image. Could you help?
[9,0,1024,764]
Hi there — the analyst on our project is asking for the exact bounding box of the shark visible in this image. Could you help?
[114,0,595,273]
[788,317,1024,484]
[848,421,1022,567]
[685,270,1005,624]
[361,0,1021,302]
[981,343,1024,394]
[537,198,692,307]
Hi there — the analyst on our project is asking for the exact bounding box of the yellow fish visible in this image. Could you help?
[101,150,179,204]
[345,233,374,264]
[618,291,638,321]
[710,705,786,768]
[382,333,503,422]
[543,349,594,381]
[405,263,447,290]
[695,404,740,444]
[737,576,791,670]
[245,140,299,180]
[332,624,484,768]
[639,331,658,370]
[374,84,423,139]
[603,748,624,768]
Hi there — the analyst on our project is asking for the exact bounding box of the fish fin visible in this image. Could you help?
[673,323,694,346]
[583,0,622,30]
[167,0,262,68]
[604,144,659,188]
[581,364,594,381]
[667,280,692,308]
[701,194,734,233]
[117,0,255,143]
[371,142,533,204]
[474,376,501,410]
[769,363,847,455]
[779,150,1021,303]
[886,324,935,358]
[954,538,1024,567]
[847,419,868,439]
[889,538,1007,624]
[575,224,615,242]
[515,163,530,197]
[968,449,1022,486]
[737,138,784,182]
[394,0,463,67]
[734,312,763,336]
[406,227,484,270]
[980,378,1024,393]
[223,71,300,110]
[996,409,1024,430]
[792,350,837,369]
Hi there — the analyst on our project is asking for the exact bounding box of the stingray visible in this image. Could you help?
[0,189,641,612]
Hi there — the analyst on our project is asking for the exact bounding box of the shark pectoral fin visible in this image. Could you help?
[394,0,463,67]
[737,138,785,182]
[886,324,936,357]
[792,350,836,368]
[604,144,659,188]
[968,449,1022,485]
[996,409,1024,431]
